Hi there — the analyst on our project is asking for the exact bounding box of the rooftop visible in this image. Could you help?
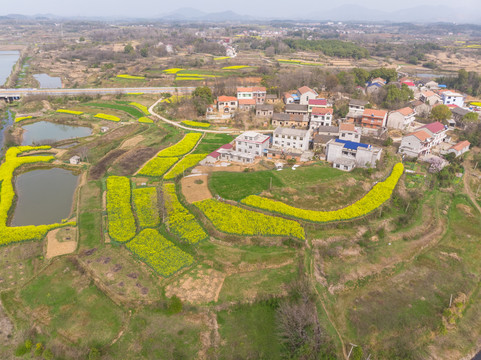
[363,109,388,118]
[395,107,415,116]
[339,123,356,132]
[286,104,309,112]
[312,107,333,115]
[239,99,256,105]
[237,86,266,93]
[298,86,317,95]
[450,140,470,151]
[274,127,309,137]
[420,121,446,134]
[334,139,370,150]
[349,99,369,106]
[217,96,237,102]
[309,99,328,106]
[316,125,339,133]
[236,131,270,143]
[407,130,432,142]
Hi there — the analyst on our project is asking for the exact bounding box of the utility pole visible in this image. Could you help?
[476,185,480,197]
[270,177,272,190]
[449,294,453,307]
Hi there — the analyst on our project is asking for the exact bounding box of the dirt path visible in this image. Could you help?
[109,309,132,346]
[197,311,221,360]
[45,229,77,259]
[119,134,144,149]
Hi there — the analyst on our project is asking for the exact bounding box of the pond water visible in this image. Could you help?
[0,51,19,86]
[11,168,79,226]
[33,73,62,89]
[21,121,92,145]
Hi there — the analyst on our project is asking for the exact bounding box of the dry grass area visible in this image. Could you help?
[165,266,225,304]
[45,228,77,259]
[119,134,144,149]
[181,175,212,203]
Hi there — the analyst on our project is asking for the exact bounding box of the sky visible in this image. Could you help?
[0,0,478,18]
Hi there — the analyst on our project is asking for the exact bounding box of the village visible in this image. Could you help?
[201,77,475,172]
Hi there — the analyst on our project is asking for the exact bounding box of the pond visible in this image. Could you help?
[21,121,92,145]
[0,51,19,86]
[33,73,62,89]
[11,168,79,226]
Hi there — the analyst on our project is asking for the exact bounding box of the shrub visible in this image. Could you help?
[168,295,183,314]
[163,183,207,244]
[106,176,137,243]
[194,199,305,239]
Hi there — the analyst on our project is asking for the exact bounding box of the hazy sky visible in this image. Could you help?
[0,0,478,18]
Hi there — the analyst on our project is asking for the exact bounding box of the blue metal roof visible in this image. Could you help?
[335,139,370,150]
[291,93,300,100]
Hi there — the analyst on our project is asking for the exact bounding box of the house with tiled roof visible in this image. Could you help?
[272,113,309,128]
[256,104,274,118]
[447,140,470,157]
[297,86,318,105]
[387,107,416,130]
[285,104,309,116]
[310,107,334,128]
[217,96,238,113]
[339,123,361,142]
[398,121,448,158]
[360,109,388,134]
[238,98,257,111]
[308,98,329,113]
[420,90,441,105]
[237,86,266,105]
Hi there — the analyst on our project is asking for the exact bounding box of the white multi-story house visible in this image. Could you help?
[441,91,465,107]
[308,99,329,113]
[235,131,270,157]
[237,86,267,104]
[326,138,382,171]
[387,107,416,130]
[309,108,334,129]
[272,127,310,152]
[398,121,448,158]
[297,86,318,105]
[338,123,361,142]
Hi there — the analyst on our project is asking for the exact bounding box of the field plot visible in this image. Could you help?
[126,229,193,277]
[195,199,305,240]
[106,176,136,243]
[133,187,160,229]
[163,183,208,244]
[2,258,125,349]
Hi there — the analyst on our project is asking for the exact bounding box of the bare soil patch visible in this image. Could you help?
[45,228,77,259]
[0,299,13,344]
[119,134,144,149]
[181,175,212,203]
[112,147,159,176]
[165,267,225,304]
[89,149,128,180]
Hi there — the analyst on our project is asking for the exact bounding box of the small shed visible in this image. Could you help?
[101,126,109,133]
[70,156,81,165]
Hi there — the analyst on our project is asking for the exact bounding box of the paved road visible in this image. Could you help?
[0,87,196,97]
[148,97,273,135]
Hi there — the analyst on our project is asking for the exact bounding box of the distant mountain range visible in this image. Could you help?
[157,4,481,24]
[2,4,481,24]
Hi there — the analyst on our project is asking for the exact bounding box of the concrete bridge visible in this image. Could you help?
[0,86,196,101]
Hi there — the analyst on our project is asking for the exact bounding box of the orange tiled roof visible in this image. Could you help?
[239,99,256,105]
[396,107,415,116]
[363,109,388,118]
[298,86,316,95]
[218,96,237,102]
[312,107,333,115]
[339,123,356,132]
[450,140,470,151]
[237,86,266,93]
[408,130,431,141]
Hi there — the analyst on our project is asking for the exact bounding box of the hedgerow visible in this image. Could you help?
[241,163,404,223]
[106,176,136,243]
[133,187,160,229]
[126,229,193,277]
[94,113,120,122]
[156,133,202,157]
[15,116,33,123]
[129,102,150,115]
[163,183,207,244]
[56,109,83,115]
[194,199,305,239]
[0,146,75,245]
[138,157,178,177]
[164,154,207,180]
[181,120,211,128]
[116,74,145,80]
